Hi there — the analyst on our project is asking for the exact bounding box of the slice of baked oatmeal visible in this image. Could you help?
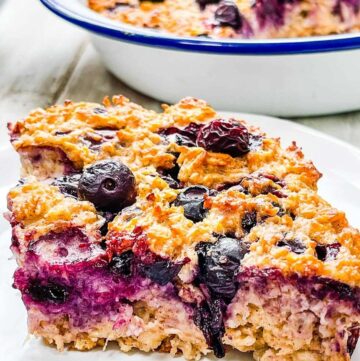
[5,96,359,360]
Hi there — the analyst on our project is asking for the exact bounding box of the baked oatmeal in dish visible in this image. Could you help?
[88,0,360,39]
[5,96,360,361]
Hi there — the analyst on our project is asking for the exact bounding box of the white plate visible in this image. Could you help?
[0,113,359,361]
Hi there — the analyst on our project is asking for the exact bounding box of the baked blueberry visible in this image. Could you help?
[347,325,360,355]
[241,211,257,233]
[100,211,117,237]
[157,154,181,189]
[277,239,306,254]
[249,134,263,150]
[27,280,69,304]
[52,173,81,198]
[93,106,107,114]
[253,0,292,28]
[159,123,203,147]
[196,0,220,10]
[216,181,247,193]
[315,243,341,262]
[141,259,184,286]
[272,202,286,217]
[196,236,249,300]
[159,173,181,189]
[174,186,214,223]
[16,178,26,187]
[215,0,242,29]
[79,159,136,212]
[196,119,250,157]
[194,299,225,358]
[82,128,118,151]
[109,251,134,277]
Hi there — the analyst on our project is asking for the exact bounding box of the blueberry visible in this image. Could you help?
[333,0,360,20]
[249,134,263,150]
[271,202,295,219]
[159,173,181,189]
[315,243,341,262]
[159,123,204,147]
[157,154,181,189]
[277,239,306,254]
[196,236,249,300]
[79,159,136,212]
[100,211,117,237]
[272,202,286,217]
[215,1,242,29]
[54,130,71,136]
[16,178,26,187]
[194,299,225,358]
[11,229,20,248]
[52,173,81,198]
[196,119,250,157]
[82,128,118,151]
[310,278,354,301]
[254,0,288,28]
[27,280,69,303]
[106,2,131,11]
[196,0,220,10]
[109,251,134,277]
[93,107,107,114]
[216,181,246,192]
[241,211,257,233]
[141,259,184,286]
[174,186,214,223]
[260,173,285,186]
[161,158,180,179]
[266,187,287,198]
[347,325,360,355]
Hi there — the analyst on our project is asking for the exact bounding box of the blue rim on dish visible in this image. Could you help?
[40,0,360,55]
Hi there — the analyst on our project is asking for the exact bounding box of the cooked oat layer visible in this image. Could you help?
[88,0,360,39]
[226,269,359,361]
[8,96,360,286]
[27,288,209,360]
[25,273,360,361]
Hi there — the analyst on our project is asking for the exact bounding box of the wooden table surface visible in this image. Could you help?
[1,0,360,149]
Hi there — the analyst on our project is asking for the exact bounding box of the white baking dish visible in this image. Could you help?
[40,0,360,117]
